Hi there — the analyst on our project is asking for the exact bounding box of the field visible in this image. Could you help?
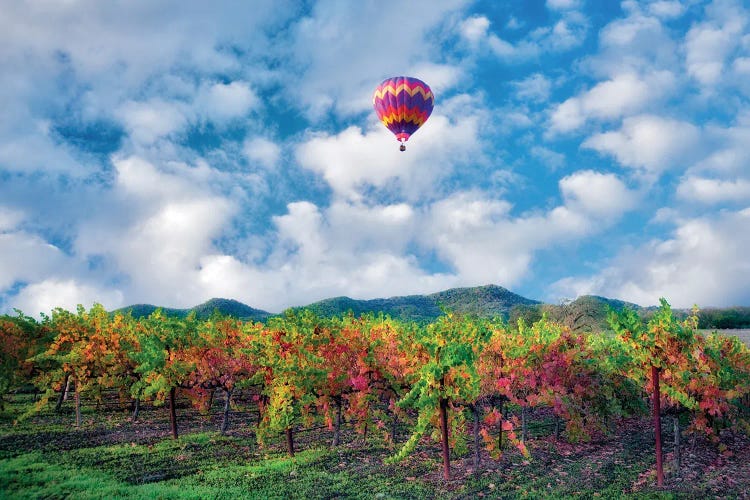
[715,329,750,348]
[2,391,749,499]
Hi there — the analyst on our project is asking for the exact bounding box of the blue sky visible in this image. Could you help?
[1,0,749,315]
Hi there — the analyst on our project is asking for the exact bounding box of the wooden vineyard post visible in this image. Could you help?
[286,427,295,457]
[498,399,505,451]
[652,365,663,487]
[132,398,140,421]
[169,387,178,439]
[74,379,81,427]
[221,389,232,435]
[439,397,450,481]
[673,415,681,471]
[332,396,342,447]
[55,373,69,412]
[471,404,481,470]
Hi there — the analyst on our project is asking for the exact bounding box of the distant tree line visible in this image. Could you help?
[510,303,750,333]
[696,307,750,329]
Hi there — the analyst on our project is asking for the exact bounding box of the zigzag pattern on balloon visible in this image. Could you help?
[372,82,434,103]
[377,107,431,127]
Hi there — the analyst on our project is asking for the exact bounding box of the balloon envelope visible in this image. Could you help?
[373,76,434,148]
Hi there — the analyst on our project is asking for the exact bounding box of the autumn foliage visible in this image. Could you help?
[1,297,748,483]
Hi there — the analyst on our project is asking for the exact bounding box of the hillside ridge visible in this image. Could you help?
[114,285,750,329]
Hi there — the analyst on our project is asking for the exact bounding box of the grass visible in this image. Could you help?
[1,394,748,499]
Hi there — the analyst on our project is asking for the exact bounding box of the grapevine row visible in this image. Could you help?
[1,299,748,481]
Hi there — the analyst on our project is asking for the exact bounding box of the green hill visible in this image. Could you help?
[299,285,539,323]
[113,286,749,329]
[190,298,271,322]
[300,294,443,323]
[114,298,271,322]
[541,295,641,332]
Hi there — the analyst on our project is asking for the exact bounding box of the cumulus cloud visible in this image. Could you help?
[459,8,588,61]
[244,137,282,170]
[513,73,552,103]
[583,114,701,173]
[10,279,124,316]
[116,99,189,145]
[194,200,456,311]
[591,7,679,76]
[549,71,675,132]
[74,156,238,307]
[559,170,638,218]
[195,81,259,122]
[0,207,24,232]
[286,0,468,118]
[677,176,750,204]
[423,171,638,287]
[552,208,750,307]
[648,1,686,19]
[0,232,69,292]
[685,1,747,87]
[690,118,750,175]
[531,146,566,170]
[546,0,581,11]
[460,15,491,44]
[295,94,484,201]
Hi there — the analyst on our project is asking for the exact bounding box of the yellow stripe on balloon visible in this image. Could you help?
[372,83,434,102]
[379,111,427,127]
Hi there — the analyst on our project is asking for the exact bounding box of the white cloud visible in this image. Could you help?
[531,146,566,170]
[0,232,69,291]
[195,81,259,122]
[648,1,686,19]
[689,118,750,175]
[0,1,292,88]
[550,13,588,50]
[74,156,238,307]
[734,57,750,74]
[195,200,457,311]
[0,207,24,232]
[546,0,581,11]
[116,99,189,145]
[514,73,552,103]
[295,94,484,202]
[424,171,638,287]
[459,7,588,61]
[684,1,748,87]
[460,15,491,44]
[600,10,663,47]
[559,170,638,218]
[686,25,739,86]
[552,208,750,307]
[406,62,464,96]
[287,0,468,118]
[0,121,86,175]
[583,114,701,173]
[549,71,675,132]
[10,279,124,316]
[676,176,750,204]
[592,9,678,76]
[244,137,281,170]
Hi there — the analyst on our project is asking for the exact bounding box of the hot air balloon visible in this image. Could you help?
[373,76,434,151]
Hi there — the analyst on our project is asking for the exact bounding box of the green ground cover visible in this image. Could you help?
[2,393,747,499]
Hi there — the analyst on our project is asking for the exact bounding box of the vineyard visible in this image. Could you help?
[1,300,750,498]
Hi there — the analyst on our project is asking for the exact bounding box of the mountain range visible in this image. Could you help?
[115,285,601,327]
[114,285,750,330]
